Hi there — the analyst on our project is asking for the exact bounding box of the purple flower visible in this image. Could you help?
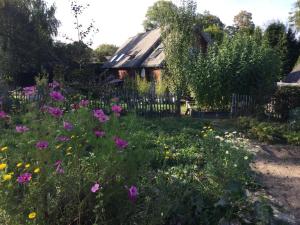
[16,125,29,133]
[63,121,73,131]
[79,100,89,108]
[49,81,60,89]
[54,160,64,174]
[93,109,109,123]
[114,137,128,149]
[94,130,105,138]
[50,91,65,102]
[128,185,138,202]
[112,105,122,115]
[48,107,63,118]
[56,136,70,142]
[36,141,49,150]
[23,86,36,96]
[91,183,100,193]
[17,173,32,184]
[0,111,7,119]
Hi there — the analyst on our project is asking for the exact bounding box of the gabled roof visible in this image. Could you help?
[141,43,165,67]
[102,28,161,69]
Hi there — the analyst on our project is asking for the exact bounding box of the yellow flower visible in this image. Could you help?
[67,146,72,151]
[28,212,37,219]
[0,163,7,170]
[1,146,8,152]
[55,144,62,150]
[17,162,23,168]
[203,134,208,138]
[3,174,12,181]
[71,135,75,139]
[25,163,30,168]
[34,168,40,173]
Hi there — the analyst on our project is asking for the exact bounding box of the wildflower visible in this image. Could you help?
[234,164,238,168]
[25,163,30,168]
[94,130,105,138]
[225,151,229,155]
[63,121,73,131]
[49,80,60,89]
[1,146,8,152]
[34,168,40,173]
[93,109,109,123]
[54,160,64,174]
[203,134,207,138]
[79,99,89,107]
[128,185,138,202]
[50,91,65,101]
[67,146,72,151]
[36,141,49,150]
[71,135,75,139]
[48,107,63,118]
[23,86,36,96]
[111,105,122,117]
[17,173,32,184]
[0,111,7,119]
[16,125,29,133]
[0,163,7,170]
[56,136,70,142]
[28,212,36,220]
[244,156,249,160]
[114,137,128,149]
[3,174,12,181]
[16,162,23,168]
[91,182,100,193]
[55,144,62,149]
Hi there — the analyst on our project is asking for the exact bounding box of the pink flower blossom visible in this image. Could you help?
[56,136,70,142]
[48,107,63,118]
[79,100,89,107]
[55,160,64,174]
[91,183,100,193]
[93,109,109,123]
[50,91,65,101]
[17,173,32,184]
[36,141,49,150]
[128,185,138,202]
[0,111,7,119]
[23,86,36,96]
[114,137,128,149]
[63,121,73,131]
[111,105,122,117]
[16,125,29,133]
[49,81,60,89]
[94,130,105,138]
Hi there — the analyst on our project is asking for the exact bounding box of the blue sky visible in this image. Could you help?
[46,0,296,49]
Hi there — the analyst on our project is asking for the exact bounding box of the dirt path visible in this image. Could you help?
[251,143,300,224]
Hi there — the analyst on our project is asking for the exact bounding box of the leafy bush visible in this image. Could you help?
[0,85,266,224]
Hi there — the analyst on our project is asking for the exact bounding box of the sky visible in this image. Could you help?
[45,0,296,49]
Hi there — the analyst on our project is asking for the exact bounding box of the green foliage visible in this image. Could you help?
[289,0,300,31]
[233,10,255,34]
[93,44,118,63]
[190,33,280,108]
[136,76,151,95]
[143,0,177,31]
[237,117,300,145]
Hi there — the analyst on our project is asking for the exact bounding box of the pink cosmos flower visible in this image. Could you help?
[111,105,122,117]
[56,136,70,142]
[36,141,49,150]
[0,111,7,119]
[79,100,89,107]
[16,125,29,133]
[49,81,60,89]
[94,130,105,138]
[63,121,73,131]
[114,137,128,149]
[17,173,32,184]
[55,160,64,174]
[128,185,138,202]
[50,91,65,101]
[48,107,63,118]
[91,183,100,193]
[23,86,36,96]
[93,109,109,123]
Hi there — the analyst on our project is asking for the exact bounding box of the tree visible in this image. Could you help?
[233,10,255,33]
[143,0,177,31]
[94,44,118,63]
[0,0,59,85]
[286,28,300,72]
[289,0,300,31]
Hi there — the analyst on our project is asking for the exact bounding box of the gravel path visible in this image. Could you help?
[251,143,300,224]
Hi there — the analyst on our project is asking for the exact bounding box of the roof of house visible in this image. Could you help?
[284,64,300,83]
[103,28,211,69]
[102,28,161,69]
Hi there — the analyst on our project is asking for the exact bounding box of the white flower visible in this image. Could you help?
[225,151,229,154]
[244,156,249,160]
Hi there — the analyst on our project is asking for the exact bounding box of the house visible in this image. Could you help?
[277,64,300,87]
[102,28,211,81]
